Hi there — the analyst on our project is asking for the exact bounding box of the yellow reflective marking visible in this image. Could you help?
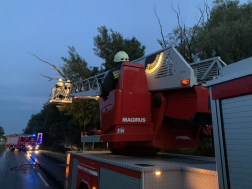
[113,71,120,79]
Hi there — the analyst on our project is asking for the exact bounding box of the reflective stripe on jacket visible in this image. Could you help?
[101,62,122,98]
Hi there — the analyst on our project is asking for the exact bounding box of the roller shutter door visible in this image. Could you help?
[221,94,252,189]
[99,167,141,189]
[70,158,78,189]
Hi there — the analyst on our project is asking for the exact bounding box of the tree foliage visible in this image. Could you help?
[57,99,100,128]
[93,26,146,70]
[0,126,4,136]
[196,0,252,64]
[58,47,101,128]
[60,46,91,83]
[23,102,82,150]
[162,0,252,64]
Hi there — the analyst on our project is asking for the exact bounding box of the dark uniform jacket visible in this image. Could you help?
[101,62,122,98]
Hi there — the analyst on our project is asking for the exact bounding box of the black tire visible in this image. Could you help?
[79,183,88,189]
[12,148,15,151]
[110,149,122,155]
[120,146,159,156]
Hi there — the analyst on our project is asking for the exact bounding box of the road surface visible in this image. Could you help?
[0,148,65,189]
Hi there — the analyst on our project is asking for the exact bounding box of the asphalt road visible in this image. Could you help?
[0,148,65,189]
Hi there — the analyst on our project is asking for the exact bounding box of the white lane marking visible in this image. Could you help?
[22,151,49,186]
[3,149,9,156]
[21,151,31,162]
[21,152,35,169]
[37,172,50,187]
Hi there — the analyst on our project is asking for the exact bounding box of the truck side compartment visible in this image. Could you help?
[65,151,218,189]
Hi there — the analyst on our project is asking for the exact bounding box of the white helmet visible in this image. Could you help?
[56,78,64,87]
[114,51,129,62]
[65,80,71,86]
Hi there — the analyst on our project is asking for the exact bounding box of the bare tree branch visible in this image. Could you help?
[171,2,209,62]
[40,74,60,81]
[171,3,184,46]
[171,3,181,28]
[27,51,68,81]
[190,7,205,44]
[154,5,166,48]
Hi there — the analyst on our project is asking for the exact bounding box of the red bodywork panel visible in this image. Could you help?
[5,135,19,148]
[97,62,211,150]
[99,62,153,144]
[211,74,252,100]
[165,86,210,119]
[67,154,141,189]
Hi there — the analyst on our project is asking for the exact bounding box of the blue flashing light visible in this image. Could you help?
[33,134,36,136]
[37,133,43,144]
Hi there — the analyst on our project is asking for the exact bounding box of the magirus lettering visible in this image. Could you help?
[122,118,146,122]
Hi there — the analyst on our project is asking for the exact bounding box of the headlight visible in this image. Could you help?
[28,145,31,147]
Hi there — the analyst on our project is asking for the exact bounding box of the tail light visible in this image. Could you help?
[65,153,70,178]
[64,153,71,189]
[181,79,190,85]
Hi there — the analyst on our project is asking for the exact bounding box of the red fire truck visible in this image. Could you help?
[6,134,39,151]
[50,46,252,188]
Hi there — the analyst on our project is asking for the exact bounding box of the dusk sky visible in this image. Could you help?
[0,0,247,135]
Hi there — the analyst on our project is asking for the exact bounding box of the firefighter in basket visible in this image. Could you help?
[55,78,64,99]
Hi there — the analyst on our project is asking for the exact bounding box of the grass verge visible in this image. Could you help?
[0,145,6,154]
[39,150,67,162]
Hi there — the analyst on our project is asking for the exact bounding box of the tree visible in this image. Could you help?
[91,66,100,76]
[0,126,4,136]
[161,0,252,64]
[57,99,100,129]
[195,0,252,64]
[60,46,91,83]
[93,26,146,70]
[156,2,210,63]
[57,46,101,130]
[23,102,81,150]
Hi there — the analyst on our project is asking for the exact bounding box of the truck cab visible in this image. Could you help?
[24,135,39,150]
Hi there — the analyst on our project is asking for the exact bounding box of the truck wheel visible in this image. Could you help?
[119,146,159,156]
[79,183,88,189]
[9,147,13,151]
[111,149,122,155]
[12,148,15,151]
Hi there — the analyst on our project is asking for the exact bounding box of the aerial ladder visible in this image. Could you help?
[50,45,226,152]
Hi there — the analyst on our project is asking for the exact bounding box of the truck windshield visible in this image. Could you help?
[30,137,36,142]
